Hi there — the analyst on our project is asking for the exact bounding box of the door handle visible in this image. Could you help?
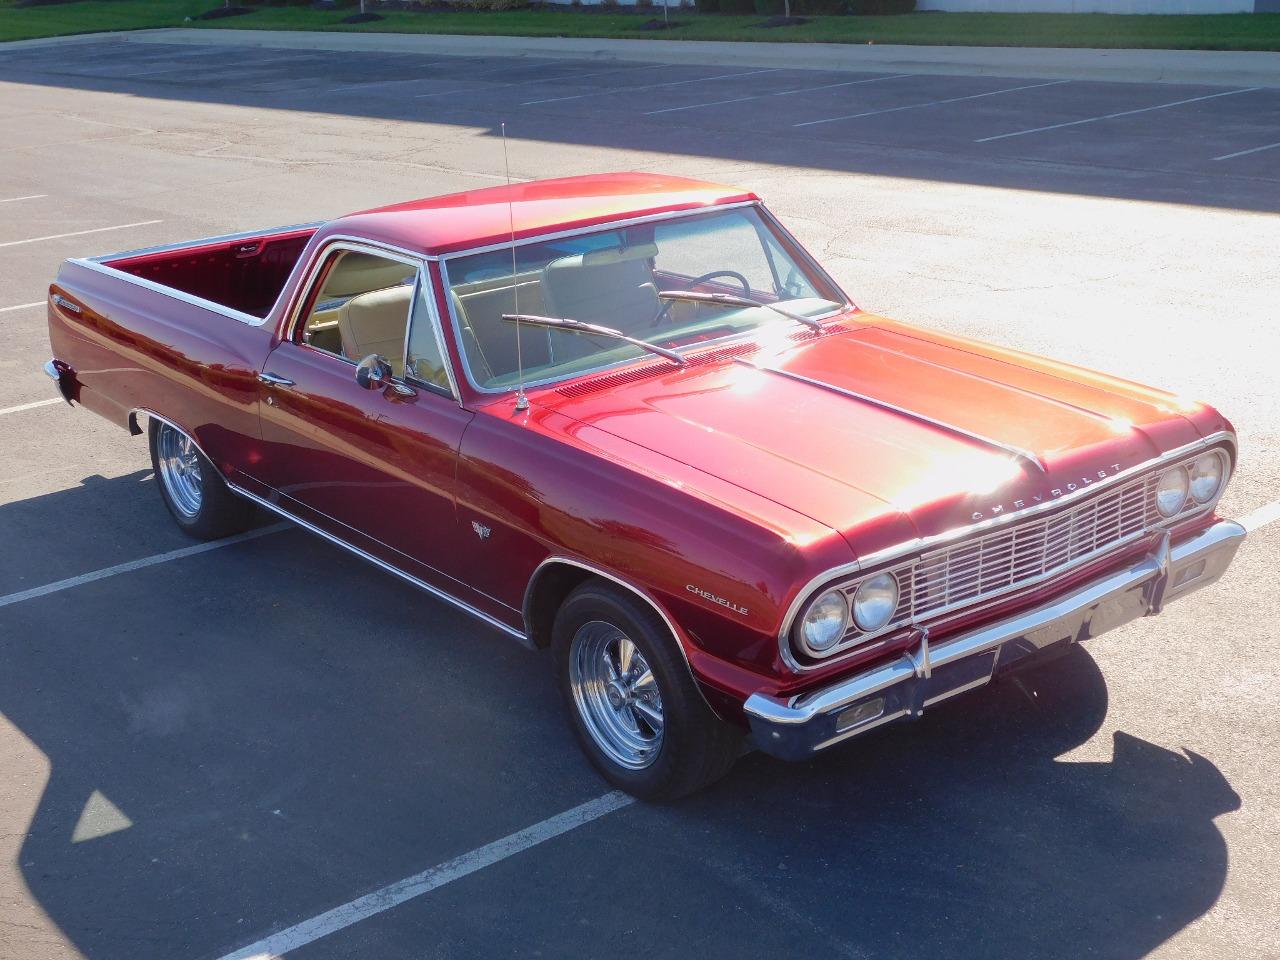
[258,372,295,387]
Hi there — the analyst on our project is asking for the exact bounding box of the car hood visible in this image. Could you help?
[529,316,1215,557]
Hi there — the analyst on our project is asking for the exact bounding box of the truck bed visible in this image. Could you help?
[99,224,318,319]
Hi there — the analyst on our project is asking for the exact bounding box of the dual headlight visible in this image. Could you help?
[1155,450,1227,518]
[799,572,900,654]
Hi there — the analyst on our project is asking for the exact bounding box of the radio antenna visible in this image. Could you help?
[502,122,529,413]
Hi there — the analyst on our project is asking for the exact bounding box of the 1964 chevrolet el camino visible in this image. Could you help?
[44,173,1245,799]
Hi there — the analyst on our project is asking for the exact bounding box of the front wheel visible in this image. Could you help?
[553,582,741,801]
[149,419,253,540]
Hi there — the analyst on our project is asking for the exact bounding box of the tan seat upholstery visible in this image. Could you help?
[452,275,551,382]
[336,285,413,375]
[540,244,661,334]
[324,253,416,298]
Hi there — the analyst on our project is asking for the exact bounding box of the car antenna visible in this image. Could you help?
[502,122,529,413]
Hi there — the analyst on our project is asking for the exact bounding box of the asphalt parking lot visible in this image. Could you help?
[1,33,1279,960]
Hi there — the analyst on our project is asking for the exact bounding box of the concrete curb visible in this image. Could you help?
[108,28,1280,87]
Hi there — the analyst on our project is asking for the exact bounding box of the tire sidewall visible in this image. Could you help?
[148,419,250,539]
[553,585,700,800]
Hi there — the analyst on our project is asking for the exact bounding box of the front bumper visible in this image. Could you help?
[744,519,1246,760]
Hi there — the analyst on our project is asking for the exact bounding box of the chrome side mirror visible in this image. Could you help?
[355,354,393,390]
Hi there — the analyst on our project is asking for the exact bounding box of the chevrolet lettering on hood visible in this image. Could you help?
[971,463,1125,522]
[43,172,1246,800]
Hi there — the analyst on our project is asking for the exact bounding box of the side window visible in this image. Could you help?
[299,249,416,375]
[405,282,452,393]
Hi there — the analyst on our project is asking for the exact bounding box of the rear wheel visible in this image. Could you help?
[149,419,253,540]
[554,581,741,800]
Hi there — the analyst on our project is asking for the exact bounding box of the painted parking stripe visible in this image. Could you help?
[1240,499,1280,533]
[0,220,162,249]
[0,301,43,313]
[1214,140,1280,162]
[0,397,61,417]
[522,68,780,106]
[976,87,1262,143]
[795,79,1070,129]
[0,194,47,203]
[644,73,916,116]
[214,791,634,960]
[0,525,285,611]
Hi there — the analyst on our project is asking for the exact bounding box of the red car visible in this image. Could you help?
[44,173,1245,799]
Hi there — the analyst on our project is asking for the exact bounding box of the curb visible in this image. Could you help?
[113,28,1280,87]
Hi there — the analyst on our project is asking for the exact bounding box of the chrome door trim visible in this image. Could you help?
[228,483,528,643]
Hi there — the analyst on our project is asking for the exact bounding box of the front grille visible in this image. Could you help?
[840,472,1158,637]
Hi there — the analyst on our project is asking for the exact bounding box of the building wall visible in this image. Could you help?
[917,0,1255,11]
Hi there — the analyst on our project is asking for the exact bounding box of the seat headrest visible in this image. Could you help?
[546,244,659,273]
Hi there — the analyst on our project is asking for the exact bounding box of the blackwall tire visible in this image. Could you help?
[148,419,254,540]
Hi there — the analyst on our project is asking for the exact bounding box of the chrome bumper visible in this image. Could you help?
[43,358,71,404]
[745,519,1246,761]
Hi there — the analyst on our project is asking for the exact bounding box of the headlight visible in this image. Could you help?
[852,572,899,632]
[800,589,848,652]
[1189,452,1225,504]
[1155,466,1189,517]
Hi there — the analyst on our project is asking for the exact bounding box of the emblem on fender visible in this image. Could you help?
[971,463,1124,521]
[471,520,491,540]
[686,584,749,616]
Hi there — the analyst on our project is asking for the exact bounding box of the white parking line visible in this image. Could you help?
[0,398,61,417]
[976,87,1262,143]
[644,73,915,116]
[522,68,779,106]
[0,301,43,313]
[1240,499,1280,533]
[214,791,634,960]
[1214,140,1280,162]
[0,220,162,249]
[0,194,47,203]
[327,68,458,93]
[795,79,1070,129]
[0,525,285,611]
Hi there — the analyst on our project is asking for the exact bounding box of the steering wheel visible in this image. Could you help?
[651,270,754,327]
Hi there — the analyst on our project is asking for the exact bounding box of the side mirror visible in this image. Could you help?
[355,354,393,390]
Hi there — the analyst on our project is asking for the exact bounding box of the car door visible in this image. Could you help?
[251,241,476,596]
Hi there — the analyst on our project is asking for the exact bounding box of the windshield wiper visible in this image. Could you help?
[657,289,826,331]
[502,314,686,367]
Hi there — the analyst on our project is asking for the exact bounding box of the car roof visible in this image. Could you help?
[319,172,760,257]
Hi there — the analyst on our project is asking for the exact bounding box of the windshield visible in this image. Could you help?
[443,206,846,391]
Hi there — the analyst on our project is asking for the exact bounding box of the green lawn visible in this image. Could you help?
[3,0,1280,51]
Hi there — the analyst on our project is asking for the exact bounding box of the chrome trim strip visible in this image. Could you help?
[132,408,524,642]
[68,257,268,327]
[83,222,321,265]
[524,556,718,715]
[76,221,323,328]
[229,484,527,641]
[751,363,1047,474]
[776,429,1237,673]
[749,519,1246,741]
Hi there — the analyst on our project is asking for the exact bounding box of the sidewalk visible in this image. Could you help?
[93,28,1280,87]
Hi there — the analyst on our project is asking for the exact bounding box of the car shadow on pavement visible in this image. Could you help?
[0,474,1240,960]
[660,644,1242,960]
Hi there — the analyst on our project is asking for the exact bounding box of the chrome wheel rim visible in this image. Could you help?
[156,424,203,519]
[569,620,664,770]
